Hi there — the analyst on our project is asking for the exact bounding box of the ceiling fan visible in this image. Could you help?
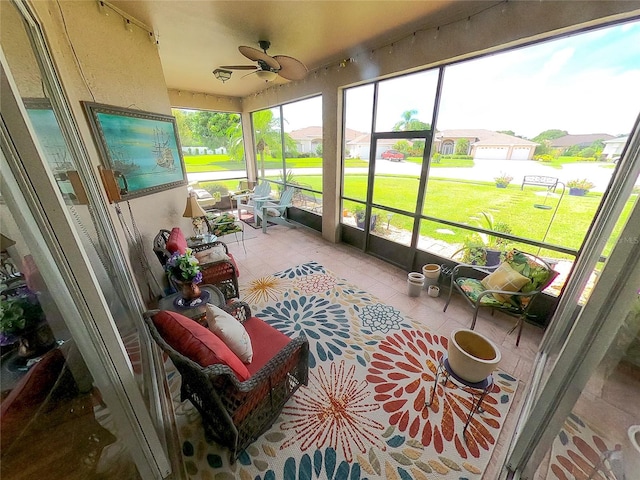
[219,40,308,82]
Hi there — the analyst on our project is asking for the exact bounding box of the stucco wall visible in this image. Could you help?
[23,0,192,296]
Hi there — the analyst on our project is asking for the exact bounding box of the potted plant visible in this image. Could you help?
[354,207,377,230]
[165,248,203,301]
[454,212,512,266]
[494,172,513,188]
[0,288,53,357]
[567,178,595,196]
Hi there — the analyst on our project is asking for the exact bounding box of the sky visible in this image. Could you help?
[284,20,640,139]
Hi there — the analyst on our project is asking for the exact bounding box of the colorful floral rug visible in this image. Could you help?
[167,261,518,479]
[547,413,623,480]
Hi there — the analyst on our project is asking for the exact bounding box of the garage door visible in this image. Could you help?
[474,147,508,160]
[511,147,531,160]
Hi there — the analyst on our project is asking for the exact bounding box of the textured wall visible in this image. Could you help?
[24,0,192,294]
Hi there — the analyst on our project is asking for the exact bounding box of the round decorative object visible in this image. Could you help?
[447,328,501,383]
[174,289,210,309]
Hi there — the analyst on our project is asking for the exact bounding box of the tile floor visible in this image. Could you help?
[225,222,546,479]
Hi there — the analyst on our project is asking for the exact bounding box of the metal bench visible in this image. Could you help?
[521,175,558,191]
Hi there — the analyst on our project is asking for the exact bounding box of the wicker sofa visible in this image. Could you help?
[143,302,309,462]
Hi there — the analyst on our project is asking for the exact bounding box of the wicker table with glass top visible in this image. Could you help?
[158,284,225,325]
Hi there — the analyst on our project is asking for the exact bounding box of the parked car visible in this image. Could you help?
[381,149,405,161]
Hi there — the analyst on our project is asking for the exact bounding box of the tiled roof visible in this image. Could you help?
[549,133,615,147]
[436,129,537,146]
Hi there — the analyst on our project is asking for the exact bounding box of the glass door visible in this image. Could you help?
[1,0,171,477]
[503,122,640,478]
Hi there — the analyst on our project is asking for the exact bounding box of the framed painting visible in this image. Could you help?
[82,101,187,200]
[23,98,80,202]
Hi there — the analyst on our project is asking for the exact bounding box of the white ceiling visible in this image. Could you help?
[110,1,498,98]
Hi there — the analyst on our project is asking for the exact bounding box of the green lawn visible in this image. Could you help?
[188,159,634,263]
[405,157,475,168]
[183,154,368,172]
[298,173,635,260]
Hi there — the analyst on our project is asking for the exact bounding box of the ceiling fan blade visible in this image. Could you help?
[241,70,259,79]
[220,65,258,71]
[238,45,280,70]
[273,55,308,80]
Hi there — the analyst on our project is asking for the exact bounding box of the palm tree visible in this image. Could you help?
[252,109,282,179]
[393,109,430,132]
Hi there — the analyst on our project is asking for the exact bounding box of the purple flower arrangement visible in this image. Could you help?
[165,248,202,284]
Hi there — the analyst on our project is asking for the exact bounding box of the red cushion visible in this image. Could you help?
[152,310,250,381]
[1,348,66,450]
[243,316,291,376]
[166,227,187,254]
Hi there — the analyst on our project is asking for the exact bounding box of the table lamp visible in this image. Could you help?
[183,192,210,236]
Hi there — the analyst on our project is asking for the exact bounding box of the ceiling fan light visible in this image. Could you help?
[213,69,232,83]
[255,70,278,82]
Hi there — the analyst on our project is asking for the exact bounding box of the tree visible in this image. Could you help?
[393,139,411,155]
[188,111,241,152]
[393,110,430,132]
[532,129,568,144]
[532,130,567,156]
[251,109,281,178]
[455,138,470,155]
[172,109,198,147]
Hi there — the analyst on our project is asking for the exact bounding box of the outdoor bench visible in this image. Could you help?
[521,175,558,191]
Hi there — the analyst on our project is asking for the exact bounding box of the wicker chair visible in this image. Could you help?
[143,303,309,463]
[152,229,240,301]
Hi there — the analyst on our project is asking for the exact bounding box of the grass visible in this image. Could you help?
[405,157,475,168]
[185,157,634,263]
[183,154,368,173]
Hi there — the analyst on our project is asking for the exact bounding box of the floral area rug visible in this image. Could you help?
[547,413,623,480]
[167,261,518,479]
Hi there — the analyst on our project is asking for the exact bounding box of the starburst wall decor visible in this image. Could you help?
[166,261,518,479]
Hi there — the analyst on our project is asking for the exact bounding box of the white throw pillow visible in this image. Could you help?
[205,303,253,363]
[195,244,228,264]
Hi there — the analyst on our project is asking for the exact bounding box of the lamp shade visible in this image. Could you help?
[256,70,278,82]
[0,234,16,251]
[183,192,207,218]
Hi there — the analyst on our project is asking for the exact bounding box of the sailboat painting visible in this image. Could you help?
[82,102,187,200]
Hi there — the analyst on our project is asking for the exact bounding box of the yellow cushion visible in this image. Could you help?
[481,262,531,303]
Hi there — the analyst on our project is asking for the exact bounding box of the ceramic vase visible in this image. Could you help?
[447,328,501,383]
[175,279,201,301]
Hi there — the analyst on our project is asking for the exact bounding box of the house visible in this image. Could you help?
[434,129,538,160]
[602,135,630,160]
[289,126,323,154]
[1,1,639,479]
[346,134,397,159]
[549,133,615,150]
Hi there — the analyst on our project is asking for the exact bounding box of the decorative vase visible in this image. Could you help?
[176,279,201,301]
[422,264,441,289]
[17,323,56,358]
[447,328,501,383]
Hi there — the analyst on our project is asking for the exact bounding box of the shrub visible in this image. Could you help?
[534,154,554,162]
[494,172,513,186]
[567,178,595,190]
